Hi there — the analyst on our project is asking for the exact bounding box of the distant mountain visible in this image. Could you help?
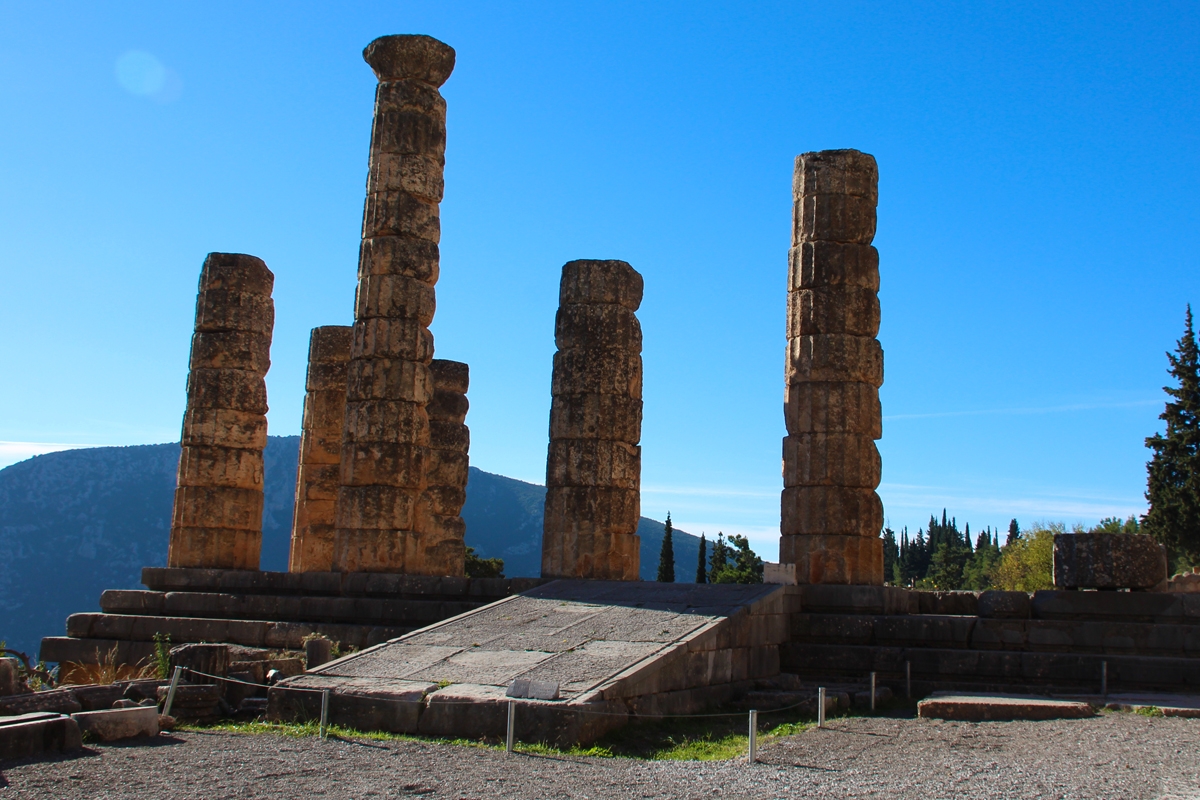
[0,437,699,656]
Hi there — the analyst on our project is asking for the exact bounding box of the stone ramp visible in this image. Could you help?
[268,580,788,745]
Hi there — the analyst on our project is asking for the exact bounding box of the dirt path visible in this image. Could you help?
[2,714,1198,799]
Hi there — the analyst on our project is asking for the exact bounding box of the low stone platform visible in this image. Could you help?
[41,568,543,667]
[917,692,1095,721]
[268,580,788,745]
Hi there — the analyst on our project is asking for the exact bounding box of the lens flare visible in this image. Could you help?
[115,50,167,96]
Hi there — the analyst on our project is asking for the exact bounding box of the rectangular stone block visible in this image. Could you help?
[358,236,440,283]
[427,389,469,423]
[430,359,469,393]
[341,398,430,444]
[288,519,337,572]
[177,445,264,489]
[430,420,469,452]
[186,368,268,414]
[786,334,883,387]
[181,407,268,450]
[788,242,880,292]
[306,362,350,392]
[167,526,262,570]
[1053,533,1168,590]
[308,324,354,363]
[299,414,342,465]
[298,464,340,500]
[332,527,420,573]
[368,151,445,202]
[424,448,469,489]
[340,441,427,488]
[787,286,880,338]
[543,486,640,536]
[779,534,884,586]
[336,485,418,530]
[371,102,447,157]
[200,254,274,295]
[172,486,264,530]
[793,150,878,202]
[0,715,82,760]
[71,707,158,741]
[559,260,644,310]
[542,527,640,580]
[782,433,881,489]
[784,381,881,437]
[194,289,275,334]
[554,303,642,352]
[552,348,642,397]
[547,439,641,490]
[354,273,437,324]
[780,486,883,537]
[189,330,271,373]
[362,190,440,242]
[794,194,876,245]
[549,393,642,442]
[352,316,435,362]
[345,358,433,403]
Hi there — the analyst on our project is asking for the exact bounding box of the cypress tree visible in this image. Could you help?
[1007,519,1020,546]
[656,512,676,583]
[695,534,707,584]
[882,526,898,584]
[1144,305,1200,566]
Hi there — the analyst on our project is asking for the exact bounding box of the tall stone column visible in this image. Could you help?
[780,150,885,586]
[289,326,353,573]
[168,252,274,570]
[542,260,643,581]
[417,359,470,576]
[333,34,455,573]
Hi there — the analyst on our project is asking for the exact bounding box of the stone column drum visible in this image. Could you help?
[333,34,455,573]
[542,260,644,580]
[288,326,353,573]
[417,359,470,576]
[168,252,274,570]
[780,150,885,585]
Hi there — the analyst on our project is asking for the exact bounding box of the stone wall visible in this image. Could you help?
[289,326,352,572]
[542,260,644,580]
[780,150,884,586]
[168,253,274,570]
[333,35,455,574]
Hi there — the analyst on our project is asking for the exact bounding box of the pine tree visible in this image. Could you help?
[708,533,731,584]
[1144,305,1200,566]
[1007,519,1020,546]
[656,512,676,583]
[695,534,707,584]
[882,526,898,584]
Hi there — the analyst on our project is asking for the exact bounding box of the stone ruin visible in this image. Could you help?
[781,150,885,586]
[542,260,644,580]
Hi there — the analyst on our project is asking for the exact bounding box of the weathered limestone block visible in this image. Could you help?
[1053,533,1168,590]
[415,359,470,578]
[781,150,884,585]
[543,260,644,581]
[780,534,884,586]
[169,253,273,570]
[290,326,353,573]
[334,35,454,575]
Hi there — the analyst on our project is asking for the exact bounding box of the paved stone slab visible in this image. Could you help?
[918,692,1095,721]
[72,707,159,741]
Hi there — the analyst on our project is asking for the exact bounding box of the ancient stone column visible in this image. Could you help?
[416,359,470,576]
[333,34,455,573]
[288,326,353,573]
[542,260,644,580]
[168,252,274,570]
[780,150,884,586]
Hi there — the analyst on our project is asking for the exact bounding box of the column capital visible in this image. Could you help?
[363,34,456,86]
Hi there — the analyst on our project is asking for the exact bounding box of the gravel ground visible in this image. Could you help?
[2,714,1198,799]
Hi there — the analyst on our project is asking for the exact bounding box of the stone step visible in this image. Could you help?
[780,642,1200,694]
[60,613,410,652]
[141,567,542,599]
[791,612,1200,656]
[917,692,1096,721]
[100,589,480,626]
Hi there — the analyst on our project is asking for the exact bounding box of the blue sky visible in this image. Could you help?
[2,1,1197,559]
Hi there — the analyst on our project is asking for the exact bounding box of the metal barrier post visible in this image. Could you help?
[320,689,330,739]
[817,687,826,728]
[1101,661,1108,697]
[748,710,758,763]
[163,666,183,717]
[870,672,877,711]
[906,660,912,699]
[506,700,516,753]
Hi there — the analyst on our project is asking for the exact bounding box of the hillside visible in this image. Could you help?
[0,437,699,656]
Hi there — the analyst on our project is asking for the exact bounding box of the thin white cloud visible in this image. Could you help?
[884,399,1159,421]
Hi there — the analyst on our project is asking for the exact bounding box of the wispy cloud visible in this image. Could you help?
[884,399,1159,421]
[0,441,107,470]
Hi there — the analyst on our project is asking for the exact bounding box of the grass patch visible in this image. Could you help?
[1135,706,1165,717]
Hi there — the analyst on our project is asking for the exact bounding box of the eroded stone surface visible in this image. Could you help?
[542,261,643,580]
[781,150,884,586]
[168,253,274,570]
